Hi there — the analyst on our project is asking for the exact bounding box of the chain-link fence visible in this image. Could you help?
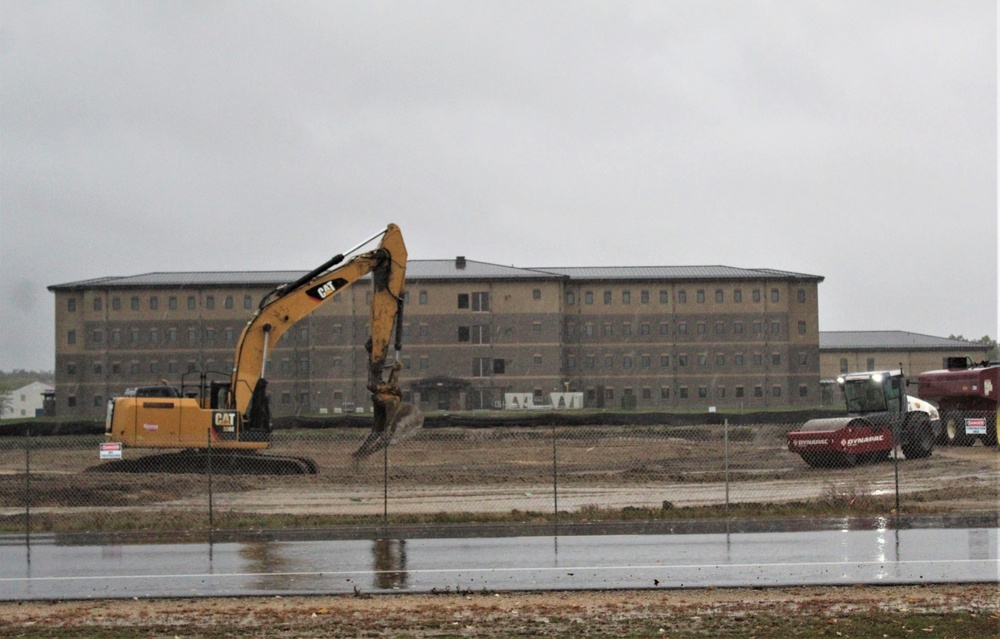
[1,411,997,538]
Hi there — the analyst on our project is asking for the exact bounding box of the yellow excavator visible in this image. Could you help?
[101,224,423,474]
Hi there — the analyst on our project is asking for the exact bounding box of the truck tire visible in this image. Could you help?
[901,412,934,459]
[942,411,973,446]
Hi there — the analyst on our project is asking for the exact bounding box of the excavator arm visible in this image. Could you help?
[229,223,422,457]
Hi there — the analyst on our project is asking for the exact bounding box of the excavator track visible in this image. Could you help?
[86,450,318,475]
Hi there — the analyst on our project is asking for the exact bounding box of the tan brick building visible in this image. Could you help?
[48,260,824,418]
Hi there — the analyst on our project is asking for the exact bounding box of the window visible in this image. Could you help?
[716,386,726,398]
[225,328,234,342]
[754,386,763,398]
[734,289,742,303]
[93,362,102,374]
[332,357,342,368]
[799,385,809,397]
[679,387,689,399]
[419,324,429,336]
[149,328,159,343]
[697,322,706,335]
[640,290,649,304]
[204,328,214,342]
[678,354,688,367]
[772,385,782,397]
[797,289,806,303]
[622,290,630,304]
[697,354,708,366]
[753,289,761,303]
[458,326,470,342]
[622,356,633,369]
[735,386,745,398]
[244,295,252,309]
[716,354,725,366]
[67,396,77,407]
[715,289,723,303]
[225,296,234,309]
[112,297,121,311]
[206,296,215,310]
[567,355,576,369]
[112,328,121,344]
[130,362,140,374]
[299,327,308,341]
[493,359,505,374]
[640,323,650,335]
[752,322,762,335]
[622,323,631,336]
[715,322,725,334]
[660,355,669,367]
[280,360,291,374]
[67,363,76,375]
[734,322,743,334]
[150,361,160,374]
[149,296,158,310]
[187,296,196,310]
[659,290,668,303]
[131,296,140,310]
[533,288,541,300]
[68,298,77,312]
[696,289,705,303]
[585,291,594,304]
[92,330,103,343]
[677,322,687,335]
[533,353,543,365]
[282,392,292,405]
[188,327,197,342]
[867,358,875,371]
[659,323,669,335]
[472,291,489,311]
[168,362,178,374]
[603,290,612,304]
[698,386,708,398]
[640,354,651,368]
[772,354,781,366]
[473,358,492,377]
[169,296,177,310]
[602,323,613,337]
[678,290,687,303]
[605,388,614,401]
[604,355,613,369]
[585,355,595,369]
[532,322,542,333]
[734,354,745,366]
[585,323,594,337]
[661,387,671,399]
[771,321,780,335]
[332,323,343,335]
[798,353,808,366]
[771,289,779,302]
[566,291,575,305]
[93,395,103,407]
[419,291,428,304]
[131,328,140,343]
[798,321,807,335]
[840,358,849,374]
[642,387,652,400]
[753,353,763,366]
[93,297,102,311]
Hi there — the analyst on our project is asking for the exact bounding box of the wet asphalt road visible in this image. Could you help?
[0,522,996,600]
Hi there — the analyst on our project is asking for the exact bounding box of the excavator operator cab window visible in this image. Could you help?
[210,381,231,410]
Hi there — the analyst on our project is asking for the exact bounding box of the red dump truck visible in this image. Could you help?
[787,369,938,467]
[917,357,999,446]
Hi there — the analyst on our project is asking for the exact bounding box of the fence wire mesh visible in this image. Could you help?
[0,410,996,537]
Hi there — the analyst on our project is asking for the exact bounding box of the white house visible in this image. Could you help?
[2,382,54,419]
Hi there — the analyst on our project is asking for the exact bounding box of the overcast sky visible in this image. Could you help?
[1,1,996,371]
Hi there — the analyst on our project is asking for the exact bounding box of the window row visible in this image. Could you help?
[566,352,807,370]
[566,288,809,306]
[568,320,807,337]
[585,383,810,401]
[69,294,256,313]
[71,326,241,345]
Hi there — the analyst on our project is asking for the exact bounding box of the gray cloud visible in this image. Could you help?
[1,0,995,370]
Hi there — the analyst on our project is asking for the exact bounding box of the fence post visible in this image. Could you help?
[552,422,559,533]
[723,419,730,514]
[383,438,389,525]
[207,429,214,531]
[24,426,31,546]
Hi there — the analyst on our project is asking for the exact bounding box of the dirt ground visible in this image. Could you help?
[1,584,997,638]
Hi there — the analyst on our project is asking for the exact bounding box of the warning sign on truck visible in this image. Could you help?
[965,418,987,435]
[100,442,122,460]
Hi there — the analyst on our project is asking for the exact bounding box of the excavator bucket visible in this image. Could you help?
[352,401,425,460]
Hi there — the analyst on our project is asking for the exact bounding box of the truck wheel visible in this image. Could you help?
[901,412,934,459]
[942,411,973,446]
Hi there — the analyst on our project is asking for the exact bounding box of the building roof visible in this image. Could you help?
[533,265,824,282]
[49,261,821,290]
[819,331,986,351]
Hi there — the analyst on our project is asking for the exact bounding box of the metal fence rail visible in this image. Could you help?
[0,412,996,538]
